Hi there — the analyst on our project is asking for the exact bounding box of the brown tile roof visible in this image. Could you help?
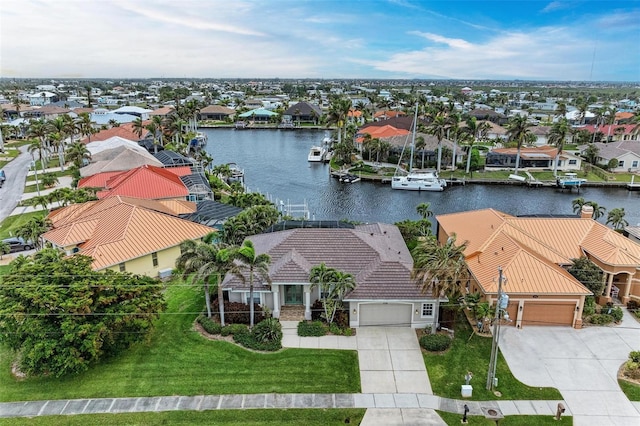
[437,208,640,296]
[490,146,558,159]
[200,105,236,115]
[149,106,175,116]
[43,196,211,270]
[222,223,433,300]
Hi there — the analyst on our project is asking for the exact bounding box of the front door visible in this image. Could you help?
[284,285,303,305]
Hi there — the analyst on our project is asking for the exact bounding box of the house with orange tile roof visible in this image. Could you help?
[81,122,151,144]
[78,164,191,200]
[436,208,640,328]
[222,223,439,328]
[43,196,213,275]
[373,110,406,121]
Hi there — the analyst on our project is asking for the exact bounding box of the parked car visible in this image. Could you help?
[1,237,34,253]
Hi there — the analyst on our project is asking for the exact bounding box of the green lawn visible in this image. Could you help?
[619,379,640,401]
[0,283,360,401]
[424,315,562,401]
[437,411,572,425]
[0,211,46,239]
[0,409,366,425]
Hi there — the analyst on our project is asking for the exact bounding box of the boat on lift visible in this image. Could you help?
[308,145,327,162]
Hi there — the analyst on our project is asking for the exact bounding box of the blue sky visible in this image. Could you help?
[1,0,638,81]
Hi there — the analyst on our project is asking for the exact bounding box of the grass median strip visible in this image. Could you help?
[0,283,360,401]
[437,411,572,425]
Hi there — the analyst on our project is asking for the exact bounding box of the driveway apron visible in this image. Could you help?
[499,310,640,426]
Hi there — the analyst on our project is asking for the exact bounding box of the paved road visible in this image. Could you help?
[500,310,640,426]
[0,146,32,223]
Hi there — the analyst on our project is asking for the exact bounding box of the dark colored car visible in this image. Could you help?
[2,237,33,253]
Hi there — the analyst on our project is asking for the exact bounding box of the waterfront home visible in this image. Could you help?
[81,122,151,143]
[79,164,192,201]
[42,196,212,276]
[112,105,152,120]
[436,208,640,328]
[282,101,322,125]
[199,105,235,121]
[222,223,440,329]
[149,106,176,118]
[578,141,640,172]
[485,146,582,171]
[238,108,277,123]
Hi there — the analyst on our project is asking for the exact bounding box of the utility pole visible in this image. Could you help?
[486,266,507,391]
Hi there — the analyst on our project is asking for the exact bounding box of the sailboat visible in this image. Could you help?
[391,107,447,192]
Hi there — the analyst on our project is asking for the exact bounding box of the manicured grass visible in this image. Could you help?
[437,411,572,425]
[424,314,562,401]
[0,283,360,401]
[619,379,640,401]
[0,409,366,425]
[0,211,46,239]
[25,170,71,183]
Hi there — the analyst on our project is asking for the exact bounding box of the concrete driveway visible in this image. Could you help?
[499,310,640,426]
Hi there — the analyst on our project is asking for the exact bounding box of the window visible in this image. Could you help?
[421,303,434,317]
[246,292,261,305]
[618,160,624,167]
[569,159,577,165]
[152,252,158,267]
[633,161,638,168]
[119,263,126,272]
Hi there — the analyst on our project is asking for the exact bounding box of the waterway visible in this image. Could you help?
[203,128,640,226]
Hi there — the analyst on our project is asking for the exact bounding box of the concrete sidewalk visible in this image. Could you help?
[0,393,566,419]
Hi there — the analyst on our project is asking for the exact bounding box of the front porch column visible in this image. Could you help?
[622,274,633,305]
[599,273,614,305]
[272,284,280,319]
[304,285,311,320]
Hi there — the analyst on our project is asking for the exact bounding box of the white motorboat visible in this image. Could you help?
[308,145,326,162]
[556,172,586,189]
[391,107,447,192]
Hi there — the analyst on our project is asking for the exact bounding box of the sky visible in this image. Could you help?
[1,0,639,81]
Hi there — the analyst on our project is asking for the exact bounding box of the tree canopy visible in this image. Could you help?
[0,249,165,377]
[568,256,604,297]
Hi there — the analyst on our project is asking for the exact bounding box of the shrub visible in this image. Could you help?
[420,333,452,352]
[610,306,624,322]
[310,300,324,321]
[582,296,596,316]
[197,315,222,335]
[221,323,249,336]
[223,301,263,325]
[297,320,327,337]
[588,314,614,325]
[333,307,349,328]
[627,300,639,312]
[329,322,342,335]
[252,318,282,344]
[625,351,640,380]
[233,324,282,352]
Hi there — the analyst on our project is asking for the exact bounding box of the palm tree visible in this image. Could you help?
[414,136,426,169]
[583,143,600,165]
[555,102,567,119]
[448,113,461,171]
[416,202,433,219]
[176,236,232,324]
[505,114,534,175]
[571,197,587,214]
[145,121,160,154]
[132,117,145,139]
[65,142,91,168]
[309,263,337,322]
[411,234,468,326]
[463,117,487,174]
[15,216,51,249]
[426,114,448,173]
[606,208,628,230]
[76,113,94,142]
[229,240,272,328]
[548,118,570,176]
[330,270,356,323]
[586,201,606,220]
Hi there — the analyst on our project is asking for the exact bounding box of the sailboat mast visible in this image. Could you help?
[409,105,418,172]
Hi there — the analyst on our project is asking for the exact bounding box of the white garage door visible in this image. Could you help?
[359,303,412,327]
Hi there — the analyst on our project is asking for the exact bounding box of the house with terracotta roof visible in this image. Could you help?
[436,208,640,328]
[42,196,213,275]
[373,110,406,121]
[222,223,439,328]
[82,122,151,144]
[581,124,638,142]
[78,164,191,200]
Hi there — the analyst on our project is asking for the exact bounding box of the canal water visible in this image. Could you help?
[203,128,640,226]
